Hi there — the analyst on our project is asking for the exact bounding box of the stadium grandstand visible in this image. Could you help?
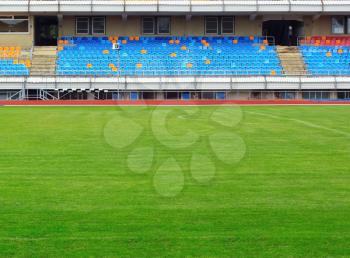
[0,0,350,101]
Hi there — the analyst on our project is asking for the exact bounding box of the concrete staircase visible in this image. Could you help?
[276,46,307,75]
[30,46,57,76]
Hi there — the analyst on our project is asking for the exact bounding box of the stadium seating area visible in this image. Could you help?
[300,36,350,46]
[57,36,282,76]
[0,47,30,76]
[300,36,350,75]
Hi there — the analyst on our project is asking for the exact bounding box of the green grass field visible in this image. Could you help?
[0,105,350,257]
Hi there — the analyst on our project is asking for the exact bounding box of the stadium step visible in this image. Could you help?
[276,46,308,75]
[30,46,57,76]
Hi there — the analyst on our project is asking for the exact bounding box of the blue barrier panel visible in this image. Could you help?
[182,92,190,100]
[130,92,139,101]
[216,92,225,100]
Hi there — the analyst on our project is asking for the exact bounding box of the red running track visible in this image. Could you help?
[1,100,350,106]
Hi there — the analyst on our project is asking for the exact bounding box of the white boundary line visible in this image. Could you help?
[246,111,350,138]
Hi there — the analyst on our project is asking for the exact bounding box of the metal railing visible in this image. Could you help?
[0,70,349,77]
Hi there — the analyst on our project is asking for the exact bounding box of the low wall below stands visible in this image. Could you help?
[1,99,350,106]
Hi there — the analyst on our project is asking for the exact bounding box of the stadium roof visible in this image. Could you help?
[0,0,349,14]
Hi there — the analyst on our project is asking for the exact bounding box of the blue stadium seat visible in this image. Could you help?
[57,36,282,76]
[300,45,350,76]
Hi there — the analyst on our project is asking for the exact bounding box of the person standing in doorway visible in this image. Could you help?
[288,26,293,46]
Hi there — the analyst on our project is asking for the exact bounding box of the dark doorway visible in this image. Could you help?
[35,16,58,46]
[166,92,179,100]
[142,92,155,100]
[262,20,304,46]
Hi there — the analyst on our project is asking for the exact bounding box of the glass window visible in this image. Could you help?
[76,17,89,34]
[332,17,344,34]
[158,17,170,34]
[92,17,105,34]
[222,16,234,34]
[0,16,29,33]
[206,17,218,34]
[143,17,155,34]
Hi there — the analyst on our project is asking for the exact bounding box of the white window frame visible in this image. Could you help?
[157,17,171,35]
[92,17,105,35]
[0,15,30,35]
[332,16,345,34]
[221,16,234,35]
[76,17,90,35]
[142,16,155,35]
[205,17,219,35]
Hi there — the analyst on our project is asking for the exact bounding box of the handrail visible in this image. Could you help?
[1,71,350,78]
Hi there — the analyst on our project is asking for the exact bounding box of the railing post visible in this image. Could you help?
[23,76,28,100]
[287,0,291,12]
